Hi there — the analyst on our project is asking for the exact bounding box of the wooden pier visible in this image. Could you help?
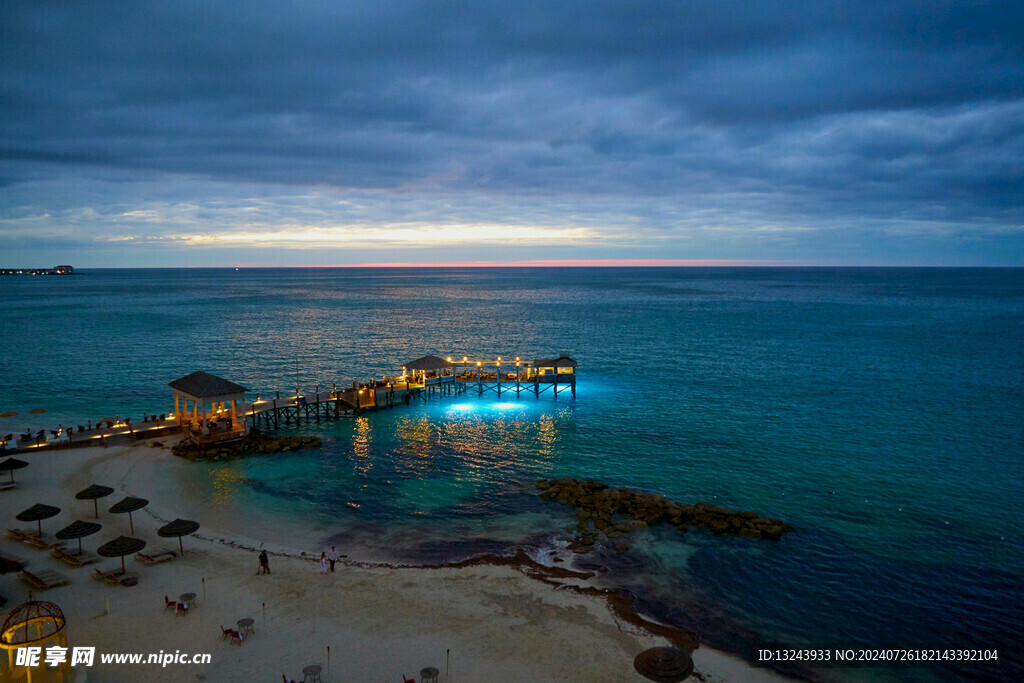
[5,353,577,452]
[244,353,577,430]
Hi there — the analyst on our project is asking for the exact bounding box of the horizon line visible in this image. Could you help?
[296,259,793,267]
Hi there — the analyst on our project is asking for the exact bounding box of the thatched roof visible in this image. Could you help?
[75,484,114,500]
[56,520,102,540]
[168,371,248,399]
[0,458,29,472]
[109,496,148,514]
[158,518,200,538]
[97,535,146,558]
[402,355,452,371]
[16,503,60,522]
[532,353,578,368]
[633,647,694,682]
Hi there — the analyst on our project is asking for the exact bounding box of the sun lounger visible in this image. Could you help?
[0,549,27,570]
[24,535,63,551]
[0,481,17,492]
[135,550,177,565]
[19,569,71,591]
[52,547,99,568]
[93,568,140,586]
[7,528,64,550]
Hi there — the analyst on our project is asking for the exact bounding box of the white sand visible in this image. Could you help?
[1,442,789,682]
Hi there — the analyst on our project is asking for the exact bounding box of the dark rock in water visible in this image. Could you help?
[534,477,794,546]
[172,433,323,462]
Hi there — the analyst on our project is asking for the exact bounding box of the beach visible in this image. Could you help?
[1,439,787,682]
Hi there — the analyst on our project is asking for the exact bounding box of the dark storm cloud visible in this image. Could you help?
[0,0,1022,264]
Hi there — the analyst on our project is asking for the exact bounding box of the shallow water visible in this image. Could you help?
[3,267,1022,680]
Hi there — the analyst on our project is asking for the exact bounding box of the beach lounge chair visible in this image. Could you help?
[136,550,177,565]
[0,549,26,570]
[165,596,177,612]
[93,568,139,586]
[19,569,71,591]
[0,481,17,492]
[23,535,51,550]
[52,547,98,568]
[7,528,30,542]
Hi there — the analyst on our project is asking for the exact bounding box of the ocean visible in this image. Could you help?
[2,267,1022,680]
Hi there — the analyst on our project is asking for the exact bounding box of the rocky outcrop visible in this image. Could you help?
[172,432,321,462]
[537,477,793,549]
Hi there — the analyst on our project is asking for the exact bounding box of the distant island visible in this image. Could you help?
[0,265,76,275]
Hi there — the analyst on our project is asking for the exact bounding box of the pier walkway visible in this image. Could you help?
[4,354,577,453]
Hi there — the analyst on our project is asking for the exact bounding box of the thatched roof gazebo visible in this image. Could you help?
[169,371,249,445]
[1,599,70,679]
[532,353,578,370]
[401,355,454,384]
[402,355,452,372]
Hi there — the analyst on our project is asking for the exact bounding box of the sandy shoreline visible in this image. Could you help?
[1,441,789,682]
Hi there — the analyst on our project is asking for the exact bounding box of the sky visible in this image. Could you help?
[1,1,1022,267]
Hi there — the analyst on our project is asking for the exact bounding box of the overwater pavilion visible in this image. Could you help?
[394,353,577,396]
[401,355,455,384]
[169,371,249,446]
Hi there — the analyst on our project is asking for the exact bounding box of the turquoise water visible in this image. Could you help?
[2,267,1022,680]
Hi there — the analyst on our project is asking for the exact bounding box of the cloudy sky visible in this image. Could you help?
[2,1,1022,267]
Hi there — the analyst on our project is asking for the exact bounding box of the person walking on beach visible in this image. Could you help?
[328,545,337,572]
[319,551,328,575]
[258,548,270,574]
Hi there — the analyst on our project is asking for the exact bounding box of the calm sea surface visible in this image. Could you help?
[2,267,1022,680]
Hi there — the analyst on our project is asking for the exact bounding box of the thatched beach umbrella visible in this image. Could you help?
[157,518,200,556]
[56,519,102,555]
[76,484,115,519]
[15,503,61,538]
[108,496,148,534]
[97,535,146,573]
[633,647,694,682]
[0,457,29,484]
